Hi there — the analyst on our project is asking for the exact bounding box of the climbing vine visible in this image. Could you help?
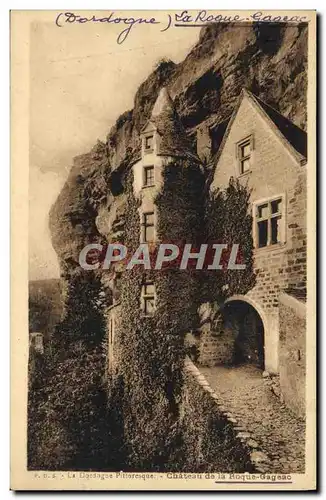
[112,163,256,471]
[202,176,256,304]
[29,160,256,472]
[113,161,205,470]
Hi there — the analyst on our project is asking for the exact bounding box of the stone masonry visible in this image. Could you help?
[206,89,307,375]
[103,88,307,423]
[279,293,306,418]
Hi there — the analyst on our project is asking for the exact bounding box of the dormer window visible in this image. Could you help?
[143,165,155,187]
[144,134,154,152]
[141,121,157,156]
[237,135,254,175]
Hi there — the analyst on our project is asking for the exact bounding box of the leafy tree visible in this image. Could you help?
[28,271,109,470]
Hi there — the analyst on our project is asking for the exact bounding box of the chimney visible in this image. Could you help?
[196,124,212,162]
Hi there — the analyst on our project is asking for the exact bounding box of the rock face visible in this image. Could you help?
[49,142,109,276]
[49,22,307,273]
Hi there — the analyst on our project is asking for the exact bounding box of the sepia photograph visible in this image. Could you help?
[11,9,316,490]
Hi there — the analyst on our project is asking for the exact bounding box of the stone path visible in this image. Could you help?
[199,364,306,473]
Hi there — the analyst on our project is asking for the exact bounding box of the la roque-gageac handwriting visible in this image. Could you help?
[55,10,308,45]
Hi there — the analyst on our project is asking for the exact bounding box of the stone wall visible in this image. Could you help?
[211,93,307,373]
[278,293,306,418]
[196,301,264,369]
[197,303,236,366]
[197,324,236,367]
[247,167,307,320]
[246,169,307,372]
[180,359,271,472]
[285,170,307,293]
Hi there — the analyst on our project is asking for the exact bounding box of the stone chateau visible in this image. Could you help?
[97,86,307,420]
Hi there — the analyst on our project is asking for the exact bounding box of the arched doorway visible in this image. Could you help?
[222,299,265,370]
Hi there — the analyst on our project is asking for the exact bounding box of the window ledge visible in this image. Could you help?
[238,170,252,179]
[254,242,287,255]
[142,184,155,189]
[141,311,155,318]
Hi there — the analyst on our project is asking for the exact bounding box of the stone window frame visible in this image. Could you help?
[141,281,156,316]
[34,333,44,353]
[143,165,155,187]
[141,210,155,243]
[143,132,155,155]
[252,193,286,250]
[236,134,254,176]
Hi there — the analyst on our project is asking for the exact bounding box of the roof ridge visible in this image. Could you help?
[246,89,306,134]
[243,89,307,160]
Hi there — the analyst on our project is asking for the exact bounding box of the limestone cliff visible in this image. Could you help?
[49,22,307,272]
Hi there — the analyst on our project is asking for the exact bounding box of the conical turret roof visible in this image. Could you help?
[146,88,200,162]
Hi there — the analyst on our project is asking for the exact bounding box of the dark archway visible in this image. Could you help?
[222,300,265,369]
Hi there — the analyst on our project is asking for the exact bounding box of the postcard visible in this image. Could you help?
[11,9,316,490]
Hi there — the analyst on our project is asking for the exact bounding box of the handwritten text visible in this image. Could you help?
[55,11,308,45]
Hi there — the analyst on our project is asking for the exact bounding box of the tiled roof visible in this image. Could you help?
[249,92,307,159]
[211,89,307,173]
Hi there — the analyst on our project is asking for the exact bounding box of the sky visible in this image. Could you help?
[29,12,201,281]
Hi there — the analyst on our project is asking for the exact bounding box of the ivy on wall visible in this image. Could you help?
[28,158,256,472]
[202,176,256,304]
[111,170,172,470]
[112,162,256,471]
[112,161,205,470]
